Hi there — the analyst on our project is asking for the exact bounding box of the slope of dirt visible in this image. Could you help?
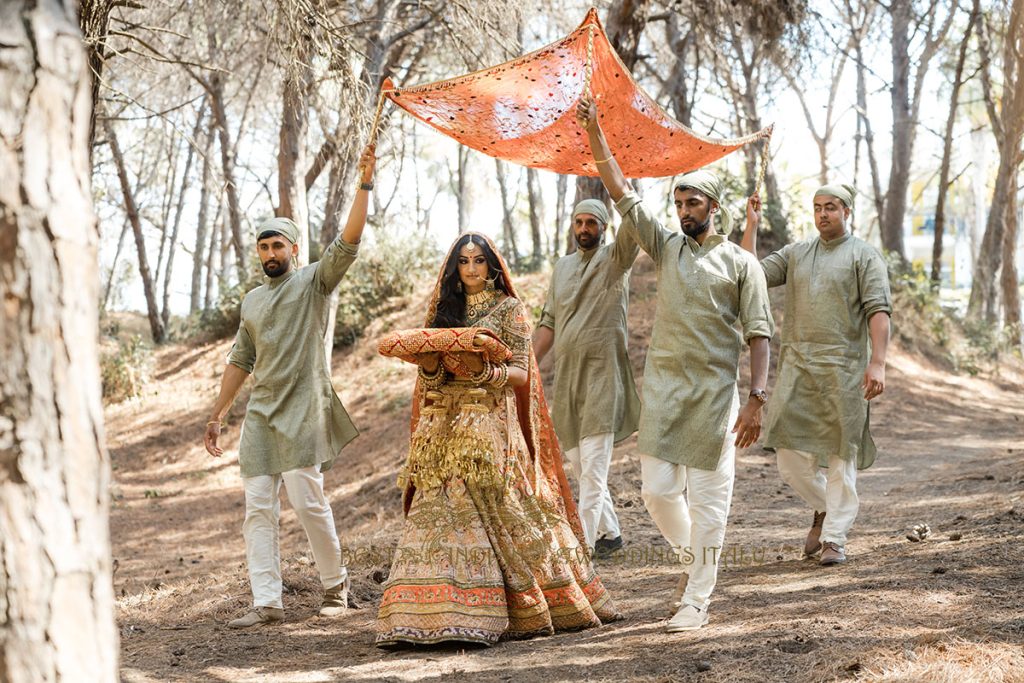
[108,256,1024,682]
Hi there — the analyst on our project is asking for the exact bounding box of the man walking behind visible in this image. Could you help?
[534,199,641,558]
[741,184,891,566]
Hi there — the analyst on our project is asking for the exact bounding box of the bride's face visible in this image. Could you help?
[457,241,490,295]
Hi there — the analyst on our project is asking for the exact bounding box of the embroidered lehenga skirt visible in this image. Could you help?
[375,382,620,646]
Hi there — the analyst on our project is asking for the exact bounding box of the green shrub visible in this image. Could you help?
[332,235,438,346]
[101,334,152,402]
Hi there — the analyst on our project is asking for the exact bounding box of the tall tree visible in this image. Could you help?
[882,0,958,260]
[968,3,1024,336]
[105,117,166,343]
[931,0,979,286]
[1,1,118,678]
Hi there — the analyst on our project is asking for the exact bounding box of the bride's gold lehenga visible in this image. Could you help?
[376,238,620,647]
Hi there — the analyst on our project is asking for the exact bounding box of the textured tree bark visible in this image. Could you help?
[494,159,521,267]
[969,0,1024,326]
[105,118,166,344]
[190,120,214,315]
[553,173,568,257]
[1000,188,1020,345]
[882,0,912,260]
[526,167,543,269]
[0,1,118,680]
[931,1,978,286]
[276,64,311,267]
[208,72,248,284]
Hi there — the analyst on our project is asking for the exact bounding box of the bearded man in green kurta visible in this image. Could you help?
[741,184,891,567]
[203,145,376,628]
[533,198,641,558]
[579,98,773,632]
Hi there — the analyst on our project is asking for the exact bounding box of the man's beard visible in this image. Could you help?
[262,259,289,277]
[680,216,711,239]
[575,232,600,249]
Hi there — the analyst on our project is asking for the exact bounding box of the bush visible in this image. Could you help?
[101,334,153,402]
[332,235,438,346]
[887,254,1018,375]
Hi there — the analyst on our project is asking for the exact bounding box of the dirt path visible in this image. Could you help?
[108,264,1024,682]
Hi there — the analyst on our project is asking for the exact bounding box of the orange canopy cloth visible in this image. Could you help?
[383,8,770,178]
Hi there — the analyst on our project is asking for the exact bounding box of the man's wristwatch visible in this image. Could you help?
[749,389,768,405]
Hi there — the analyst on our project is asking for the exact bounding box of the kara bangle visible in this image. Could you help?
[594,156,612,165]
[489,363,508,388]
[359,181,374,191]
[470,358,493,384]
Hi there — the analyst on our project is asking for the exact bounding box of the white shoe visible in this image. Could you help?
[666,604,709,632]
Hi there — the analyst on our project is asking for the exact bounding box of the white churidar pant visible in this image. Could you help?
[776,448,859,547]
[564,431,621,548]
[242,465,346,609]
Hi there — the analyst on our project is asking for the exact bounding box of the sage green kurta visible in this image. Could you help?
[226,238,361,478]
[616,192,774,470]
[538,227,641,450]
[760,232,892,469]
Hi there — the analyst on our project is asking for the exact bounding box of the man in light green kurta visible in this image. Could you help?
[203,145,376,627]
[578,98,773,632]
[534,198,641,556]
[741,184,891,566]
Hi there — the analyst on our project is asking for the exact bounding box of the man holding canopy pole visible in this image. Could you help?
[533,198,641,559]
[577,97,773,632]
[741,184,891,567]
[203,144,377,629]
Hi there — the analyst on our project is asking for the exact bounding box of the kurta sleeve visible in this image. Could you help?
[615,191,671,262]
[760,243,791,288]
[738,252,775,341]
[501,298,533,372]
[314,237,359,294]
[609,218,640,271]
[226,317,256,374]
[538,278,556,331]
[858,247,893,318]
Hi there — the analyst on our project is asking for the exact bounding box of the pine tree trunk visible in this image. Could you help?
[105,118,166,343]
[190,120,214,315]
[0,2,118,679]
[931,2,977,286]
[276,67,311,266]
[209,72,248,284]
[553,174,568,258]
[882,0,913,260]
[527,168,543,269]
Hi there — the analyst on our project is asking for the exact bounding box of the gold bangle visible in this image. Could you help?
[207,420,222,426]
[594,156,612,165]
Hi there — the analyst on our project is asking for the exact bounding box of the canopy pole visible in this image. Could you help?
[583,24,596,100]
[753,124,774,197]
[368,85,392,147]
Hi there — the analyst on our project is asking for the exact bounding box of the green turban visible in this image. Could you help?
[255,217,301,245]
[572,198,610,226]
[675,170,733,235]
[814,184,856,209]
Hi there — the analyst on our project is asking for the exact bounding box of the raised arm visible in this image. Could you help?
[316,144,377,293]
[576,97,630,201]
